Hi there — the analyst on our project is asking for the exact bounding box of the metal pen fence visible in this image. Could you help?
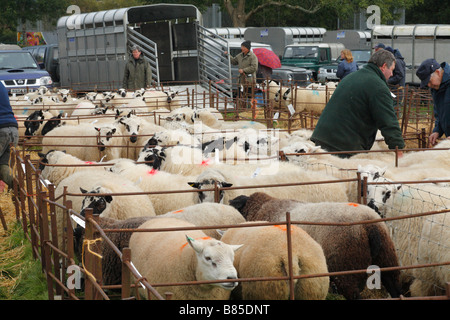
[8,143,450,300]
[5,80,448,300]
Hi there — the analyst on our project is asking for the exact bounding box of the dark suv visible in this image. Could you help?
[0,49,53,94]
[23,44,59,84]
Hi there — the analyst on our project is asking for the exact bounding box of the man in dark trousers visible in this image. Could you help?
[311,49,405,158]
[416,58,450,146]
[0,82,19,190]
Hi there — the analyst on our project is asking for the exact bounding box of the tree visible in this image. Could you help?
[223,0,321,27]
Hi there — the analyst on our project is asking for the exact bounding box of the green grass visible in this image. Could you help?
[0,221,48,300]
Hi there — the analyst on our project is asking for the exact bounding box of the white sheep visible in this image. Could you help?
[188,167,350,205]
[108,158,197,215]
[41,122,125,162]
[79,182,156,220]
[220,222,330,300]
[53,170,146,247]
[129,217,242,299]
[366,178,450,297]
[38,150,117,187]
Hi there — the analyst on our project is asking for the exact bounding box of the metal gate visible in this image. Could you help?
[126,26,160,85]
[196,23,233,99]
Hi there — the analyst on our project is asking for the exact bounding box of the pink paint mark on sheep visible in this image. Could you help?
[147,169,158,175]
[201,159,210,166]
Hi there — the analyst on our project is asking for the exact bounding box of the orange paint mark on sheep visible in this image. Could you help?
[347,203,359,207]
[180,236,212,251]
[273,225,287,231]
[171,209,184,214]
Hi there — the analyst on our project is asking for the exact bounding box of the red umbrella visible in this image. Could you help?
[253,48,281,69]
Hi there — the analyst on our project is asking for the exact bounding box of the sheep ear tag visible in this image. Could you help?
[185,235,206,253]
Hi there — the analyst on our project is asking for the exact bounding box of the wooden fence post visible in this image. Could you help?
[121,247,132,300]
[83,209,103,300]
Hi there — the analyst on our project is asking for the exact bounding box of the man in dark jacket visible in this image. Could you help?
[311,49,405,158]
[416,58,450,146]
[0,82,19,190]
[386,47,406,87]
[123,45,153,90]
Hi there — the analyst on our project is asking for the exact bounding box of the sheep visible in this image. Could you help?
[144,129,201,149]
[74,202,245,285]
[188,167,350,206]
[141,145,304,177]
[38,149,117,187]
[70,100,98,117]
[129,217,243,299]
[229,192,402,299]
[107,158,197,215]
[41,122,125,162]
[79,182,156,220]
[220,222,330,300]
[141,89,181,112]
[23,109,59,139]
[365,178,450,297]
[53,170,144,247]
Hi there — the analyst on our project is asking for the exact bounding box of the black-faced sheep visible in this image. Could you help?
[129,217,243,300]
[220,222,330,300]
[229,192,402,300]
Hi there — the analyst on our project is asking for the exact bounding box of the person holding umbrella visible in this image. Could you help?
[253,47,282,83]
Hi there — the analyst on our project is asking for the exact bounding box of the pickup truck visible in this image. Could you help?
[280,43,345,81]
[0,49,53,94]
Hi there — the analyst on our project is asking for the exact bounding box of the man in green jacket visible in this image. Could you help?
[123,45,153,90]
[311,49,405,158]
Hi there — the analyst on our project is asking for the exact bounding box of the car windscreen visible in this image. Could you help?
[351,50,371,63]
[283,46,318,59]
[0,52,39,70]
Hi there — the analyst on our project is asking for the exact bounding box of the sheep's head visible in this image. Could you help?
[185,235,242,290]
[280,141,321,163]
[366,177,402,217]
[144,131,170,148]
[24,110,45,137]
[188,169,233,203]
[58,89,71,102]
[116,112,140,143]
[137,146,166,169]
[164,90,179,103]
[103,91,116,102]
[117,88,127,97]
[94,126,119,151]
[80,186,113,216]
[41,114,63,136]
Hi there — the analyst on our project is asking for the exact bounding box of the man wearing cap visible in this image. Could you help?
[374,43,385,51]
[226,41,258,87]
[311,49,405,158]
[416,58,450,146]
[123,45,153,90]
